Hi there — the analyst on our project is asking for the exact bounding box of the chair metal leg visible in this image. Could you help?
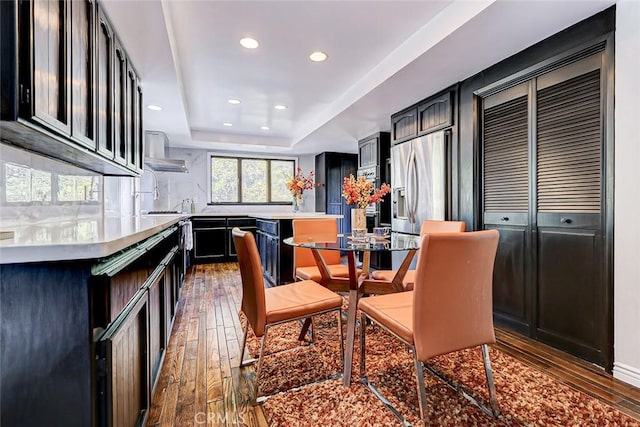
[239,319,249,367]
[359,312,367,379]
[337,310,344,371]
[254,326,269,402]
[413,352,429,425]
[481,344,500,417]
[310,316,316,343]
[297,317,312,341]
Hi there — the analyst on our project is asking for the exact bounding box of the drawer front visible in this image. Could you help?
[257,220,278,235]
[228,217,256,227]
[192,218,226,229]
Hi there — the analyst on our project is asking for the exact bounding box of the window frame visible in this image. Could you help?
[208,153,297,205]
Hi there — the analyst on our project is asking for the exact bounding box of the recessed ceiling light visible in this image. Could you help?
[147,105,163,111]
[240,37,259,49]
[309,51,328,62]
[227,99,241,105]
[223,122,233,127]
[260,126,270,130]
[274,105,287,110]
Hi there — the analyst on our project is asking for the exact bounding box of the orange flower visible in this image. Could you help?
[285,168,315,196]
[341,174,390,208]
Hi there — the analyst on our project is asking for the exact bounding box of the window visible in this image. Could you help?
[210,156,295,204]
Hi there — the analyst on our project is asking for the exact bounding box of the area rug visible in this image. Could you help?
[242,312,640,426]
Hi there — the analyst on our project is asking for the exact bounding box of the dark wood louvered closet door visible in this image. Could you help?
[535,58,606,365]
[481,51,609,368]
[482,83,532,334]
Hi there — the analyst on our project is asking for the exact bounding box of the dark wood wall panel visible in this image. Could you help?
[148,276,164,382]
[107,296,147,427]
[537,69,601,213]
[483,96,529,213]
[0,263,92,426]
[109,269,147,322]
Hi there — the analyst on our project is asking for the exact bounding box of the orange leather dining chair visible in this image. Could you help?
[370,220,466,290]
[232,228,344,402]
[358,230,500,425]
[292,218,362,282]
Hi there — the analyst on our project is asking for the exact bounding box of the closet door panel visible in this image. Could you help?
[482,82,531,332]
[535,60,605,366]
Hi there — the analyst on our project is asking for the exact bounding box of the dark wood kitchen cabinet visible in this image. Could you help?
[0,0,144,176]
[479,50,611,368]
[192,216,256,263]
[315,152,358,235]
[0,225,183,427]
[358,132,392,269]
[113,37,128,166]
[255,219,294,286]
[390,107,417,144]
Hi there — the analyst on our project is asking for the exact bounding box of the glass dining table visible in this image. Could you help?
[283,232,423,386]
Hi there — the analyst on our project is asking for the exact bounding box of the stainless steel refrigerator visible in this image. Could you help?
[390,130,446,268]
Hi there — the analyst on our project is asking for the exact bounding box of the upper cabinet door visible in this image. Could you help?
[126,65,140,171]
[28,0,71,134]
[96,6,114,159]
[113,38,128,165]
[391,107,417,145]
[70,0,96,150]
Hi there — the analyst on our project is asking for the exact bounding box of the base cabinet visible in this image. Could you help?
[255,219,293,286]
[192,216,256,263]
[0,225,183,427]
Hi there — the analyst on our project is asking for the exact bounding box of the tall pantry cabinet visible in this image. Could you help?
[315,152,358,236]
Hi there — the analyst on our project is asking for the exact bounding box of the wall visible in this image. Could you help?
[613,0,640,388]
[139,148,317,214]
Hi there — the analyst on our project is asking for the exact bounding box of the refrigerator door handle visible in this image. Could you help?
[411,151,419,225]
[404,147,413,224]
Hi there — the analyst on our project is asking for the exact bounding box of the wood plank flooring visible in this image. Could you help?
[146,263,640,426]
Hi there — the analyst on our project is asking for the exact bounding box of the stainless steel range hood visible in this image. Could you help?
[144,131,188,173]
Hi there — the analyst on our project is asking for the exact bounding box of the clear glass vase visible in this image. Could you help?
[351,208,367,231]
[292,194,303,212]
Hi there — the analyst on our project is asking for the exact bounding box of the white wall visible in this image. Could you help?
[139,148,318,214]
[614,0,640,388]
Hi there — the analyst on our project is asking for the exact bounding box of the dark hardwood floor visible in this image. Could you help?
[146,263,640,426]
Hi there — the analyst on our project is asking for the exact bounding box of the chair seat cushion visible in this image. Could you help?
[370,269,416,291]
[296,264,362,282]
[265,280,343,324]
[358,291,414,345]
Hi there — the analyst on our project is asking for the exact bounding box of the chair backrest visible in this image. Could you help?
[231,228,267,336]
[412,230,499,361]
[420,220,466,235]
[292,218,341,268]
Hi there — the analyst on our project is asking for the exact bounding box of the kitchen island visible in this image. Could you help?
[0,215,188,427]
[248,213,342,286]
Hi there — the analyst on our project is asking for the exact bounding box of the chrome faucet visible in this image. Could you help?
[133,168,160,200]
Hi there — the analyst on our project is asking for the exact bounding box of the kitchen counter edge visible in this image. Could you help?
[0,215,186,265]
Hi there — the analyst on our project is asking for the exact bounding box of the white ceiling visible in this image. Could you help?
[101,0,614,156]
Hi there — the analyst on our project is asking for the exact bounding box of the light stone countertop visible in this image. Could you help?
[0,215,186,264]
[248,213,343,220]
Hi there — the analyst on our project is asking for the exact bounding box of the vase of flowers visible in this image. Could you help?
[285,168,315,213]
[341,174,391,230]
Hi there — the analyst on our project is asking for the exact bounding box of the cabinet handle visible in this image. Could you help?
[560,217,573,224]
[501,217,509,221]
